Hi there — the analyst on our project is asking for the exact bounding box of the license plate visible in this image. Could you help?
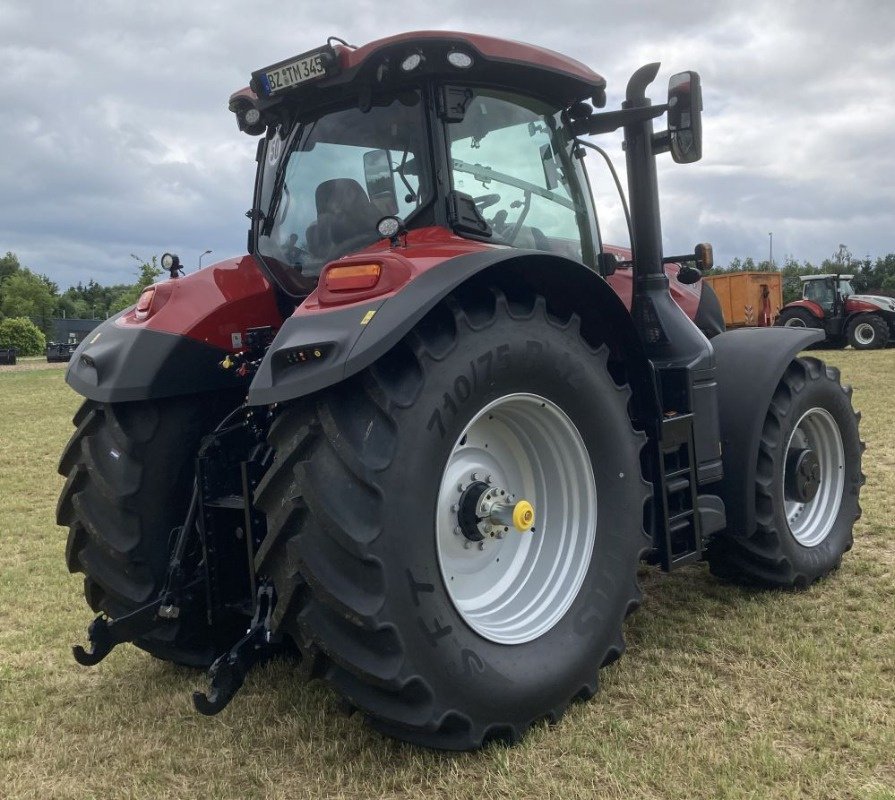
[259,50,329,95]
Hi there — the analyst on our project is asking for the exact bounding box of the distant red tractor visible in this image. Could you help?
[776,274,895,349]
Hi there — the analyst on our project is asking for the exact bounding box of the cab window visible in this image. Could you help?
[446,89,588,262]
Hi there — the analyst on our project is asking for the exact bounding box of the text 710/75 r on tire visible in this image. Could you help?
[254,286,651,749]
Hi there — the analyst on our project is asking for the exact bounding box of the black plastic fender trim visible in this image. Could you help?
[712,326,824,537]
[65,316,248,403]
[247,249,656,414]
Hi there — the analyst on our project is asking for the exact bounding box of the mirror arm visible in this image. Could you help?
[570,104,667,137]
[651,130,670,155]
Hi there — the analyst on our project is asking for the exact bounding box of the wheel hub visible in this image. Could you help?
[456,478,536,542]
[784,448,820,503]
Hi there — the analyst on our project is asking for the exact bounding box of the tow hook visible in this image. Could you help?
[192,583,277,716]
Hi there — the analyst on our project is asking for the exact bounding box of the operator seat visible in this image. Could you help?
[305,178,380,258]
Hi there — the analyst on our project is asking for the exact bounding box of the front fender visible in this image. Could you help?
[248,249,657,416]
[713,326,824,537]
[65,314,249,403]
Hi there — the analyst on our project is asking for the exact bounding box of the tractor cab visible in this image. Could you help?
[231,33,610,298]
[800,274,854,316]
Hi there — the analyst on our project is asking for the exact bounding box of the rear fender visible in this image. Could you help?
[248,250,659,422]
[712,327,824,537]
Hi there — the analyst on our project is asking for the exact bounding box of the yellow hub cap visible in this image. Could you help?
[512,500,535,532]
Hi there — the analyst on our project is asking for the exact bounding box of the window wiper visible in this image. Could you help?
[262,122,311,236]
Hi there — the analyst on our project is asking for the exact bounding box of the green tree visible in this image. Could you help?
[0,317,46,356]
[0,268,58,332]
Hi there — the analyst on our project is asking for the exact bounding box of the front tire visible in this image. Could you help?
[255,287,650,749]
[707,357,863,588]
[776,307,822,330]
[57,396,239,667]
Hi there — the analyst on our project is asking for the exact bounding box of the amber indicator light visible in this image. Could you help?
[324,263,381,292]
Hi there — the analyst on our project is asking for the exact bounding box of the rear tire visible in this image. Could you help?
[254,287,651,749]
[847,314,888,350]
[57,396,238,667]
[707,357,863,588]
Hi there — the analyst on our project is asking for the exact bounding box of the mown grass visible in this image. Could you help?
[0,353,892,800]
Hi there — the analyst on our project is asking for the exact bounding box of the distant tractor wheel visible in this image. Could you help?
[846,314,889,350]
[254,287,651,750]
[776,307,821,330]
[57,396,242,667]
[707,357,863,588]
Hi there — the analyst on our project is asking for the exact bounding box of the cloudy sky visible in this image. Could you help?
[2,0,893,289]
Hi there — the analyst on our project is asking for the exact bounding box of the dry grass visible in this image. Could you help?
[0,352,893,800]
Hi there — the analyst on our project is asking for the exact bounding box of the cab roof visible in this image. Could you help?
[800,274,854,281]
[230,31,606,115]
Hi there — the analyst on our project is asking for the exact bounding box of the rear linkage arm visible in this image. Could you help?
[71,490,205,667]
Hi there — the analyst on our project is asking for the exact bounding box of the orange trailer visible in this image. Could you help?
[703,271,783,328]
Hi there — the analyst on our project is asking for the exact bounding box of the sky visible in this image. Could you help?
[1,0,894,290]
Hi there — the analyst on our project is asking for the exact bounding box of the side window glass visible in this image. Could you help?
[447,91,585,261]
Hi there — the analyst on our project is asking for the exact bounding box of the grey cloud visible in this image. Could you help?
[1,0,893,289]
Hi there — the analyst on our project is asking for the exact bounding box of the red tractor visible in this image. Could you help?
[58,32,863,750]
[776,273,895,349]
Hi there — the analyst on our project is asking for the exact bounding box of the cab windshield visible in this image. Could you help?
[256,90,431,295]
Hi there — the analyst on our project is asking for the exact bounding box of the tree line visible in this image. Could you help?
[0,251,162,355]
[2,245,894,355]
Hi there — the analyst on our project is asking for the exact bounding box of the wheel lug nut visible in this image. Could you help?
[487,474,493,484]
[478,542,486,551]
[451,504,459,512]
[463,541,471,549]
[454,526,462,536]
[471,472,480,481]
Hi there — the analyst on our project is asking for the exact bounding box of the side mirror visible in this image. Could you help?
[695,242,713,270]
[363,149,399,215]
[667,71,703,164]
[597,251,620,277]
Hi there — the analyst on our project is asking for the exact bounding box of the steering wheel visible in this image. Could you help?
[474,193,501,211]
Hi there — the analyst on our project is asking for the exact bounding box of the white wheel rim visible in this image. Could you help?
[783,407,845,547]
[854,322,875,345]
[435,393,597,645]
[784,317,807,328]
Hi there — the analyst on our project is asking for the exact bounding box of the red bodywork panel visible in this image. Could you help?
[120,230,704,348]
[231,31,605,112]
[337,31,604,89]
[299,227,495,314]
[784,299,825,319]
[601,244,701,321]
[116,255,284,351]
[845,297,880,314]
[296,227,702,320]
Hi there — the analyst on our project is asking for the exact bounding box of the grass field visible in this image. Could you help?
[1,352,892,799]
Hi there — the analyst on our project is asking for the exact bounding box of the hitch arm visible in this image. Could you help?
[73,597,166,666]
[72,577,203,666]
